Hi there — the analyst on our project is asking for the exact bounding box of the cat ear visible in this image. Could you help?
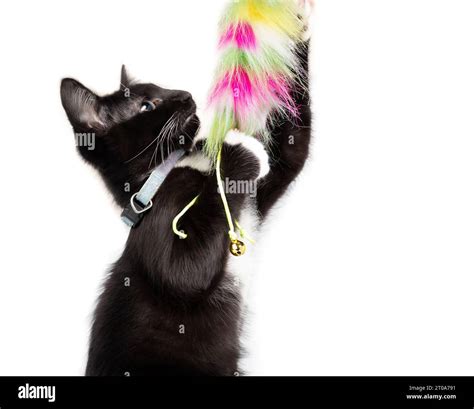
[60,78,105,131]
[120,65,132,89]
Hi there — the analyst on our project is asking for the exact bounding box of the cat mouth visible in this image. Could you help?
[183,112,196,126]
[182,101,197,126]
[180,110,200,141]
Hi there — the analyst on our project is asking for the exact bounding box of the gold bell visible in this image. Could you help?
[229,239,246,257]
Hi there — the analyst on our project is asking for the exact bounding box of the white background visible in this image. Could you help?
[0,0,473,375]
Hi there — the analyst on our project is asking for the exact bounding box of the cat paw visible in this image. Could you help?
[224,130,270,180]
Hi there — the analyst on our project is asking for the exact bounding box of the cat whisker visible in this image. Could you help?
[125,135,161,164]
[126,113,177,165]
[151,112,180,168]
[167,116,180,158]
[126,110,186,169]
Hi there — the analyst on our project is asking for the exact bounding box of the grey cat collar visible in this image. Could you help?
[121,149,185,228]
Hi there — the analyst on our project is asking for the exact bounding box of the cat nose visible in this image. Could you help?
[170,90,192,103]
[178,91,192,103]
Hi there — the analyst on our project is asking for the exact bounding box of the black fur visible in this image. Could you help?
[60,41,311,376]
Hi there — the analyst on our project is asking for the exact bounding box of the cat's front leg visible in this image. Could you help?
[219,130,270,182]
[135,130,269,294]
[257,40,312,218]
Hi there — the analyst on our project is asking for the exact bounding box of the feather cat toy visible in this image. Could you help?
[206,0,307,157]
[173,0,309,256]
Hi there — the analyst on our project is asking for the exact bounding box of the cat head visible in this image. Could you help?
[60,65,200,206]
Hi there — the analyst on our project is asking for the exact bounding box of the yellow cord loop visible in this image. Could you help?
[172,195,199,239]
[172,146,254,256]
[216,148,237,242]
[235,220,256,245]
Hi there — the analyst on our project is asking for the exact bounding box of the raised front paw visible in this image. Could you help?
[222,130,270,181]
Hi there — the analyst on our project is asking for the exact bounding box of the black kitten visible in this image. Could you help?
[61,42,311,375]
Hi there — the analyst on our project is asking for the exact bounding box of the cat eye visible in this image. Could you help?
[140,101,156,113]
